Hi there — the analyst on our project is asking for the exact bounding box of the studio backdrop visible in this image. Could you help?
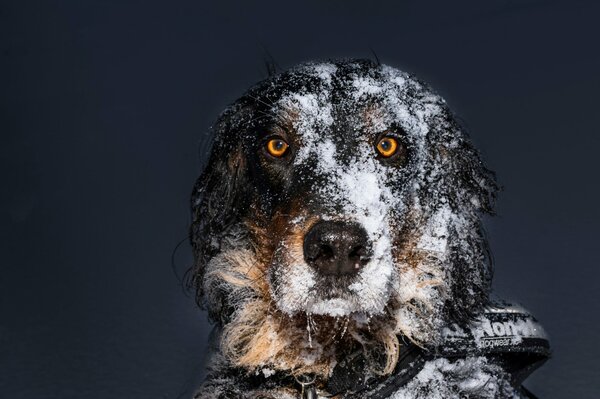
[1,1,598,398]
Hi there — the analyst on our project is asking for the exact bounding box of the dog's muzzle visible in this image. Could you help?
[303,220,372,277]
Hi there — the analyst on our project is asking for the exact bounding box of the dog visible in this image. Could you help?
[189,59,548,398]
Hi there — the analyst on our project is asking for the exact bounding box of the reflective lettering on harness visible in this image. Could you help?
[480,320,495,337]
[480,337,513,348]
[492,322,506,336]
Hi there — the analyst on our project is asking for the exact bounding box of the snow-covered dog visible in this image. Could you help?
[190,60,549,398]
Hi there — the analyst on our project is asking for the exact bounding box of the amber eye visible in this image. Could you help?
[266,138,289,157]
[376,136,399,157]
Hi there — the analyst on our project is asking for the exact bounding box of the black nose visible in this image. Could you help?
[303,221,372,276]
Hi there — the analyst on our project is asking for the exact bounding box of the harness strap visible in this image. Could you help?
[326,300,550,398]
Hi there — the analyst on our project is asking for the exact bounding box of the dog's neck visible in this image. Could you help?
[204,300,550,398]
[219,339,422,398]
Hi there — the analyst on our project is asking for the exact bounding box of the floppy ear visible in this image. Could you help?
[189,106,251,310]
[426,110,500,322]
[443,120,498,217]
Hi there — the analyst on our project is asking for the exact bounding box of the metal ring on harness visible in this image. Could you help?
[295,374,317,399]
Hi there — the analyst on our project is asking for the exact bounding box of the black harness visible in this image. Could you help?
[323,301,549,398]
[223,301,550,398]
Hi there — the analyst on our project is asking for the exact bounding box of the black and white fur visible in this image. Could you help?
[189,60,515,398]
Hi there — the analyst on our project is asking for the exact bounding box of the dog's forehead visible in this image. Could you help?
[256,63,429,214]
[266,62,441,156]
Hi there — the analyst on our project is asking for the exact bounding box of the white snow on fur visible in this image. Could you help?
[271,63,455,320]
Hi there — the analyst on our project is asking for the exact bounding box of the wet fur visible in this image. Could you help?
[189,59,499,397]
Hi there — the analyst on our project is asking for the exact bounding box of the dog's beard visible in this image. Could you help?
[268,222,451,345]
[208,243,401,377]
[202,210,455,378]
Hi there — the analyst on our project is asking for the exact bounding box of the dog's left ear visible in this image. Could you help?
[439,121,498,216]
[427,110,500,321]
[425,110,499,216]
[189,106,251,311]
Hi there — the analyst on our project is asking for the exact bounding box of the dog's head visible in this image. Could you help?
[190,60,498,376]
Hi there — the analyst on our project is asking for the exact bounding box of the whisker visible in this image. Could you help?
[246,94,278,115]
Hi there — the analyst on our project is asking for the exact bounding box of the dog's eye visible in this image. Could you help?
[376,137,399,158]
[266,138,289,158]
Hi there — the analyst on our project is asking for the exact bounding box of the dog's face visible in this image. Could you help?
[191,60,497,375]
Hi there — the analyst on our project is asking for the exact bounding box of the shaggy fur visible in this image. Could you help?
[190,59,502,398]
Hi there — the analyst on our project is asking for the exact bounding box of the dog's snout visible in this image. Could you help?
[303,221,372,276]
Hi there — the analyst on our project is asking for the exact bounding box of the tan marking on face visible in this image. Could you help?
[227,146,246,172]
[391,209,429,269]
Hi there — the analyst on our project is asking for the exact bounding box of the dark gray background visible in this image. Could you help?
[1,0,598,398]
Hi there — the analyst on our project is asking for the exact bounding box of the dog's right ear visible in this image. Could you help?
[189,105,251,309]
